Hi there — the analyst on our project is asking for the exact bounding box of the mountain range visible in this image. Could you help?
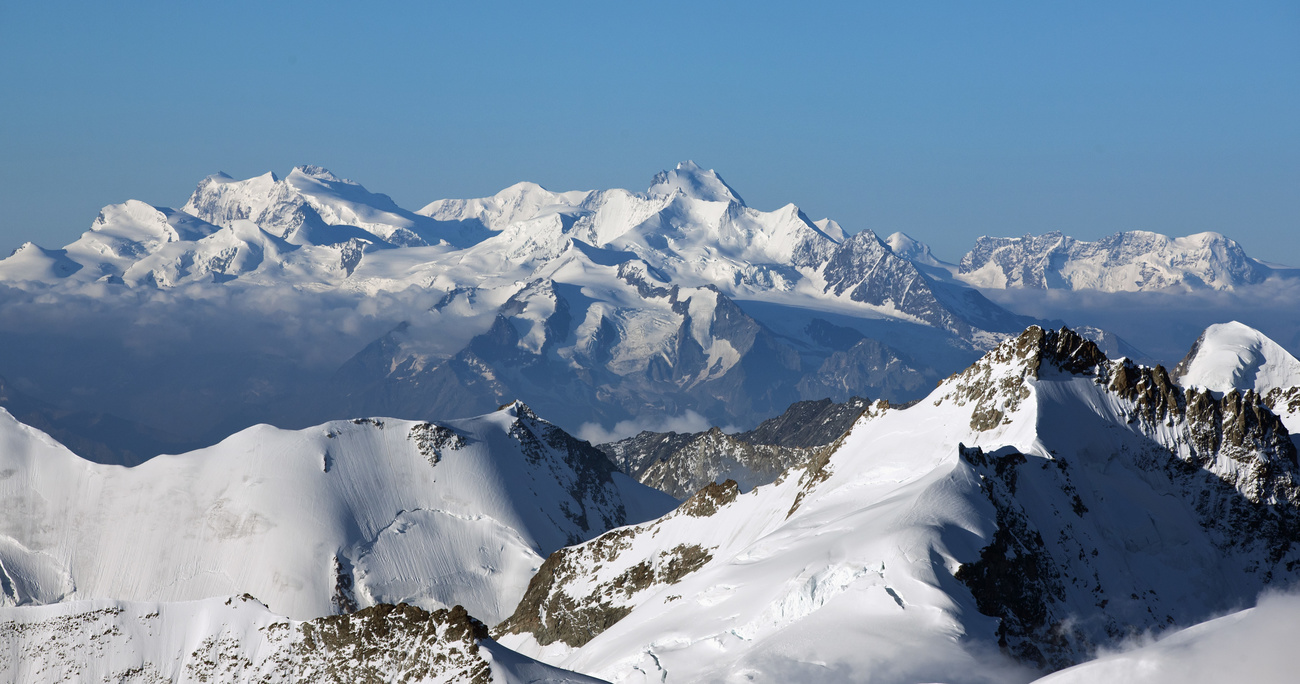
[2,162,1299,681]
[4,162,1291,463]
[2,321,1299,682]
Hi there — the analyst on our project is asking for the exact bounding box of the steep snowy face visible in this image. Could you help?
[0,596,608,684]
[645,161,744,205]
[1174,321,1300,395]
[0,403,674,624]
[0,243,83,281]
[65,200,223,276]
[495,327,1300,682]
[885,231,944,267]
[957,230,1276,292]
[182,166,485,248]
[420,181,595,233]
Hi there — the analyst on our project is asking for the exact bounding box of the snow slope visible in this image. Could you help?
[1174,321,1300,395]
[1173,321,1300,433]
[496,327,1300,683]
[0,402,674,624]
[0,595,608,684]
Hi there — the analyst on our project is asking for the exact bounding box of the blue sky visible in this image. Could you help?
[2,1,1297,264]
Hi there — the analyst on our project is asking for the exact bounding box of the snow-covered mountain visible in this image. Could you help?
[952,230,1287,292]
[0,162,1037,445]
[494,326,1300,682]
[0,595,607,684]
[1173,320,1300,433]
[0,402,674,625]
[1174,321,1300,395]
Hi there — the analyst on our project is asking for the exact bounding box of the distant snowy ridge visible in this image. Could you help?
[951,230,1288,292]
[0,595,607,684]
[0,161,1026,340]
[0,401,674,624]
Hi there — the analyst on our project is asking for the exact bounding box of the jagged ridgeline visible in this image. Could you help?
[493,326,1300,682]
[597,396,874,499]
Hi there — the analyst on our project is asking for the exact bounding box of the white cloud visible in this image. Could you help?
[575,409,714,444]
[1037,589,1300,684]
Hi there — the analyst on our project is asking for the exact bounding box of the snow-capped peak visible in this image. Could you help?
[1173,321,1300,395]
[291,164,347,182]
[885,231,943,267]
[647,161,745,205]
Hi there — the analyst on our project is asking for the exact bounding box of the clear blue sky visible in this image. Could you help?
[2,1,1297,264]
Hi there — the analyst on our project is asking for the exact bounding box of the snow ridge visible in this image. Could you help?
[0,403,674,625]
[495,325,1300,682]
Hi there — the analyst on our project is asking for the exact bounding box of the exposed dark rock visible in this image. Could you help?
[599,396,871,499]
[408,422,466,466]
[295,603,492,684]
[678,479,740,517]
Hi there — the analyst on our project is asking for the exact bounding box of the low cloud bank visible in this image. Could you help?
[0,282,440,437]
[984,279,1300,365]
[575,410,715,445]
[1037,589,1300,684]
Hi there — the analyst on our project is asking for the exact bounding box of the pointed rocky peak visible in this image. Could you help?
[498,399,541,423]
[952,325,1107,379]
[937,326,1108,431]
[1172,321,1300,395]
[647,160,745,205]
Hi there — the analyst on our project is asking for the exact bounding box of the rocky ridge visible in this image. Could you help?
[0,595,605,684]
[493,325,1300,682]
[598,396,871,499]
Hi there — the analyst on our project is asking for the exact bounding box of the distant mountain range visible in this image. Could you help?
[6,162,1288,458]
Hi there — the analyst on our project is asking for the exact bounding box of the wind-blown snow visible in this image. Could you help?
[1035,591,1300,684]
